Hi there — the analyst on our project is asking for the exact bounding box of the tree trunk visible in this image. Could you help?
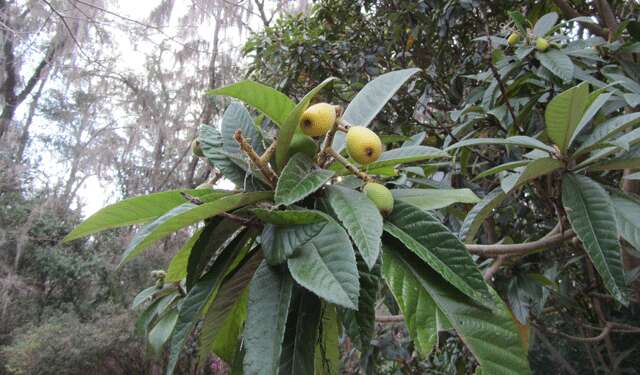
[15,78,47,162]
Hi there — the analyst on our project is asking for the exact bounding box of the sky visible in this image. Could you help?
[45,0,257,217]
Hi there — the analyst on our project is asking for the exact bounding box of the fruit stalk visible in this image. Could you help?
[326,147,372,182]
[336,118,351,132]
[234,130,278,188]
[317,117,341,167]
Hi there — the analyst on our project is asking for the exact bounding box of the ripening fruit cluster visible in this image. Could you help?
[299,103,393,214]
[299,103,383,166]
[506,31,549,52]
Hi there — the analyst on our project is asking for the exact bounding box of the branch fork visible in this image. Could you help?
[234,130,278,188]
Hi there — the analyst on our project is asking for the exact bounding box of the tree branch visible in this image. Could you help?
[466,229,575,257]
[552,0,609,38]
[483,255,506,280]
[595,0,618,37]
[538,322,613,343]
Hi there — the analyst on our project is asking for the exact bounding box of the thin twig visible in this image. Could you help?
[259,139,277,164]
[539,322,613,343]
[483,255,506,280]
[234,130,277,188]
[477,8,521,134]
[326,148,371,182]
[317,118,341,167]
[375,314,405,323]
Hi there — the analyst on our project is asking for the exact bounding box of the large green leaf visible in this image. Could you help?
[544,82,588,152]
[536,50,574,82]
[340,257,380,353]
[221,102,264,157]
[473,160,531,181]
[587,147,640,171]
[332,68,421,152]
[275,153,335,206]
[187,219,244,289]
[445,136,556,154]
[120,192,272,266]
[253,208,326,225]
[135,294,177,337]
[148,309,178,355]
[383,243,442,355]
[402,131,426,147]
[314,303,340,375]
[166,228,203,282]
[199,251,262,363]
[367,146,449,168]
[275,77,336,171]
[382,246,531,375]
[165,231,254,375]
[562,174,629,305]
[208,81,295,127]
[532,12,558,36]
[326,185,382,269]
[279,290,322,375]
[243,261,293,375]
[576,113,640,155]
[200,124,265,189]
[611,192,640,252]
[384,201,493,307]
[330,146,447,174]
[568,92,612,148]
[459,188,507,243]
[392,188,480,210]
[287,219,360,309]
[261,221,325,266]
[132,286,160,309]
[64,189,230,241]
[499,157,563,193]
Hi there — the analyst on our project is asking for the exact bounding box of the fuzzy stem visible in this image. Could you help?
[260,139,277,164]
[317,119,341,167]
[234,130,278,188]
[326,147,371,182]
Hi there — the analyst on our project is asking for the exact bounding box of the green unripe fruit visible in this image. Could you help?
[346,126,383,165]
[289,133,318,158]
[535,37,549,52]
[299,103,336,137]
[363,182,394,216]
[191,139,204,157]
[507,32,520,46]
